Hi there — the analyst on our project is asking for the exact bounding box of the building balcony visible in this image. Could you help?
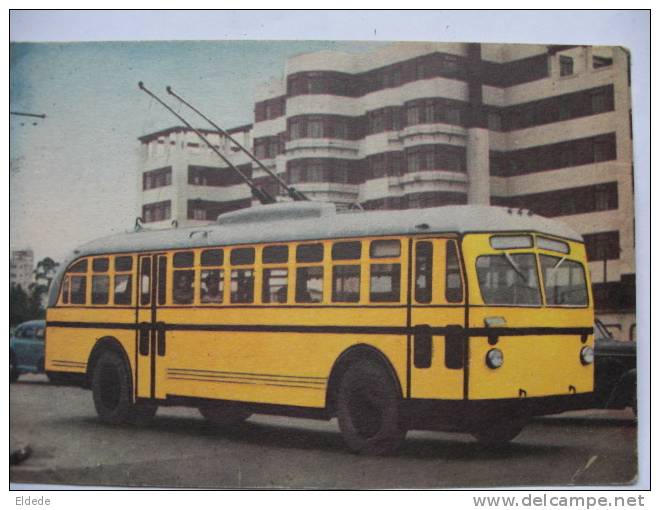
[285,138,360,158]
[399,123,467,148]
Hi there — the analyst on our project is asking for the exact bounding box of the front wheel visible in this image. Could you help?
[91,350,157,426]
[336,360,407,455]
[198,402,251,427]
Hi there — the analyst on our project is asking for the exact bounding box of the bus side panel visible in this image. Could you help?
[45,307,137,387]
[155,307,408,408]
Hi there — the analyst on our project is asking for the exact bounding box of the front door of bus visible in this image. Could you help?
[136,253,167,400]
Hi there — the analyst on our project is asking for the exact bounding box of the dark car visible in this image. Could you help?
[593,319,637,414]
[10,319,46,382]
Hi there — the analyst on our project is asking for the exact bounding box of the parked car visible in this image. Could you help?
[593,319,637,414]
[10,319,46,382]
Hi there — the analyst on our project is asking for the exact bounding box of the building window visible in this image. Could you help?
[255,96,286,122]
[494,182,618,217]
[142,200,171,223]
[287,158,363,185]
[593,55,613,69]
[143,167,172,190]
[584,231,620,261]
[559,55,574,77]
[188,165,252,187]
[502,85,614,131]
[186,198,250,221]
[288,115,355,141]
[591,88,612,114]
[405,145,466,174]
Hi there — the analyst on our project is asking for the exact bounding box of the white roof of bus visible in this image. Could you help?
[70,202,582,259]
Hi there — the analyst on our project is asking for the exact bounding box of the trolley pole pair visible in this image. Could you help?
[138,82,308,205]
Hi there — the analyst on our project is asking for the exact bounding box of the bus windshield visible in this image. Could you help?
[476,252,589,307]
[539,255,588,306]
[476,253,541,305]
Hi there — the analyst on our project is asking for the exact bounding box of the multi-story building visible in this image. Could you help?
[10,249,34,291]
[137,42,635,338]
[137,125,254,228]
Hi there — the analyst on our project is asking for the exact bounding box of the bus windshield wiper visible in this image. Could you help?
[504,252,529,284]
[546,256,567,281]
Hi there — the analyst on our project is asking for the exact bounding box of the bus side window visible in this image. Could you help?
[263,268,288,303]
[200,249,224,304]
[114,256,133,305]
[332,241,361,303]
[415,241,433,303]
[70,275,87,305]
[92,275,110,305]
[140,258,151,306]
[295,243,324,303]
[369,240,402,303]
[231,269,254,303]
[157,255,168,305]
[172,252,193,305]
[230,247,255,303]
[61,275,70,304]
[445,241,463,303]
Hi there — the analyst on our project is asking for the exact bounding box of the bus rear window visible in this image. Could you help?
[540,255,588,306]
[476,253,541,306]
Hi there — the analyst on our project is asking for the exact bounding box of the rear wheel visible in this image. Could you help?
[336,360,407,455]
[91,350,157,426]
[198,402,251,427]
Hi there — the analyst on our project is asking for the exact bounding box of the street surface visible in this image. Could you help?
[10,374,637,489]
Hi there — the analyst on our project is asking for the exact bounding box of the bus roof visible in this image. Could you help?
[71,202,582,259]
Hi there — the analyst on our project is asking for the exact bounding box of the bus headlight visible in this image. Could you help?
[486,348,504,369]
[580,346,594,365]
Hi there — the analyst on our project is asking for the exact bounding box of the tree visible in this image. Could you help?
[30,257,60,311]
[34,257,59,288]
[10,285,30,327]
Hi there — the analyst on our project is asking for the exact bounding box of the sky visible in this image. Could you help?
[9,39,385,263]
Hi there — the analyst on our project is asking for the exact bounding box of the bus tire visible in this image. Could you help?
[472,420,524,446]
[91,350,156,426]
[198,402,251,427]
[336,360,407,455]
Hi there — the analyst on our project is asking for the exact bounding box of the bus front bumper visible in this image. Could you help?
[405,393,595,432]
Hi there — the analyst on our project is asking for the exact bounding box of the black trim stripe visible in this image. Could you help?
[166,375,324,391]
[168,367,327,381]
[47,320,592,338]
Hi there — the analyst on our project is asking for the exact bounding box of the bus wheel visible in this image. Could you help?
[198,402,251,427]
[472,420,525,446]
[336,360,407,455]
[91,350,156,426]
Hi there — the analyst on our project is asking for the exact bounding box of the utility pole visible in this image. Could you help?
[10,111,46,126]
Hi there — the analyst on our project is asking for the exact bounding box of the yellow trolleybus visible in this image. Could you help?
[45,202,595,454]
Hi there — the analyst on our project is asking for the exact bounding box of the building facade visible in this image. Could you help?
[137,42,635,338]
[10,249,34,291]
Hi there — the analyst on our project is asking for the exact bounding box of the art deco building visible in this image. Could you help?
[137,42,635,338]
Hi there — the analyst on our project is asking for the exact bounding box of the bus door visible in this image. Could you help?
[409,238,465,400]
[136,253,167,400]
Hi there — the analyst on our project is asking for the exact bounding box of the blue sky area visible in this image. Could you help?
[10,40,385,262]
